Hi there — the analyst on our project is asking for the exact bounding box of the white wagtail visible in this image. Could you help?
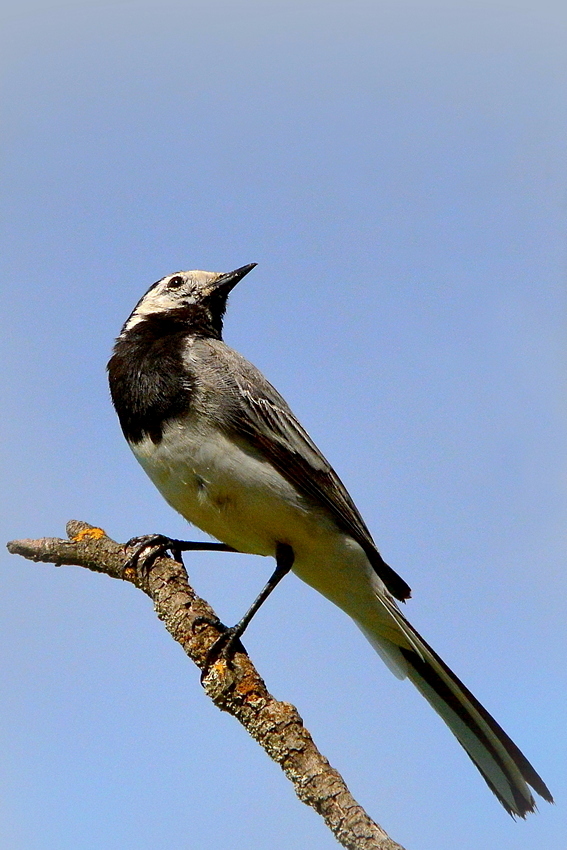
[108,263,552,817]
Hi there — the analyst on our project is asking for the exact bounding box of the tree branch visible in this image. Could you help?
[7,521,406,850]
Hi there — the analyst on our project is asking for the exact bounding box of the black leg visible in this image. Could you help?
[201,542,295,678]
[123,533,237,576]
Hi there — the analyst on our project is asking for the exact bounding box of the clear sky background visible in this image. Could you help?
[1,2,565,848]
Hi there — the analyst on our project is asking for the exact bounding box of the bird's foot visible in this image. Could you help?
[122,533,184,578]
[195,619,246,683]
[122,534,237,579]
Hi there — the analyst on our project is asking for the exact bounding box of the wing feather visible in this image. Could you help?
[225,373,411,601]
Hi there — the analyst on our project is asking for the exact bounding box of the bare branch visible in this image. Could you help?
[7,521,406,850]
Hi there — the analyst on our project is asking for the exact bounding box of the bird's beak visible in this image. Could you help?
[211,263,257,296]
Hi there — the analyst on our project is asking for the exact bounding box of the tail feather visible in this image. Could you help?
[400,641,550,816]
[359,605,553,816]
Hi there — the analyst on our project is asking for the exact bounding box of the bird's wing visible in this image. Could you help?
[225,368,411,601]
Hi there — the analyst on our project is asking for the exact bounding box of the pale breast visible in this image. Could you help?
[129,418,337,556]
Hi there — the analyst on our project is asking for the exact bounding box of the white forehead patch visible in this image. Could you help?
[122,270,221,333]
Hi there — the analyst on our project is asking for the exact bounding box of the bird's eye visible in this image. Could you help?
[168,275,184,289]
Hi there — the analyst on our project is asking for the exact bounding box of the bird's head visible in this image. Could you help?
[121,263,257,338]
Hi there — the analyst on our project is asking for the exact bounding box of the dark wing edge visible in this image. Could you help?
[229,382,411,601]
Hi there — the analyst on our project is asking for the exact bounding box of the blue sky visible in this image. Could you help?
[1,2,565,848]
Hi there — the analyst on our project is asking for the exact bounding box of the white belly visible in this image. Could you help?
[130,419,407,647]
[130,419,336,557]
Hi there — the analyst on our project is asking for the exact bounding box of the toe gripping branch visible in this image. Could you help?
[122,533,237,576]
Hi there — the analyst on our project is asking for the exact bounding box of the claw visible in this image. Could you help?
[122,533,179,578]
[200,626,246,683]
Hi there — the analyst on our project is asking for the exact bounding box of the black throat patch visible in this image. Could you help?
[108,313,197,445]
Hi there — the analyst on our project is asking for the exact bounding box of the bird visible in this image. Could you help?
[107,262,552,817]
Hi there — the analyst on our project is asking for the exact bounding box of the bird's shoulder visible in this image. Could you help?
[182,337,299,417]
[183,338,324,451]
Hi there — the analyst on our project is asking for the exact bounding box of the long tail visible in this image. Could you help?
[358,600,553,817]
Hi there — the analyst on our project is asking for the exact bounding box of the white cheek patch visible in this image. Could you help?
[122,289,197,332]
[121,269,221,333]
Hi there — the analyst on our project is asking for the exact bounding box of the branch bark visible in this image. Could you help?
[7,521,406,850]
